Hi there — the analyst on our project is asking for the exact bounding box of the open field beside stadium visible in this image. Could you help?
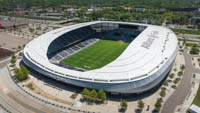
[60,40,129,70]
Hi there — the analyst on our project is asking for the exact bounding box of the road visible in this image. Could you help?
[161,49,200,113]
[0,61,67,113]
[176,34,200,40]
[0,58,10,68]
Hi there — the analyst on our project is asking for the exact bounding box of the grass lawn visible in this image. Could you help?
[185,43,200,48]
[192,84,200,107]
[178,38,200,42]
[171,28,200,35]
[60,40,129,70]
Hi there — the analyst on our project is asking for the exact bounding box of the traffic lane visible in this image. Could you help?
[0,67,65,113]
[7,93,46,113]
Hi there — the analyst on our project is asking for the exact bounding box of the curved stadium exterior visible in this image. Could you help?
[23,21,178,94]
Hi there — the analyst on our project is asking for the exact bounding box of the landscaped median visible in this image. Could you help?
[171,28,200,35]
[81,88,107,103]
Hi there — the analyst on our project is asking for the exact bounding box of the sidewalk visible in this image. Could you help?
[174,73,200,113]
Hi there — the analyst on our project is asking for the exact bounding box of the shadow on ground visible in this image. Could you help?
[20,61,169,102]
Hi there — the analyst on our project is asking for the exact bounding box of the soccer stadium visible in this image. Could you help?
[23,21,178,94]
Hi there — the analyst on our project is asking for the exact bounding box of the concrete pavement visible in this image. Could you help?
[161,49,200,113]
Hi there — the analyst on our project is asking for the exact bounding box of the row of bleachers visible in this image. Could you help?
[103,29,140,43]
[49,38,99,63]
[48,26,97,54]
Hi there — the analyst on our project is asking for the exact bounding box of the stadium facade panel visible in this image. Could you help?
[23,21,178,94]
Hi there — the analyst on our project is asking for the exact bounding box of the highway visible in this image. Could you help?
[161,49,200,113]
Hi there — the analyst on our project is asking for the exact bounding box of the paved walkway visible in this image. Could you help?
[162,49,200,113]
[174,74,200,113]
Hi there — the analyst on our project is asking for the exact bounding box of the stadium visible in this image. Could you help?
[23,21,178,94]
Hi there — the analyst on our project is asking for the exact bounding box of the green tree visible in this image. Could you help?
[15,69,24,81]
[90,89,97,98]
[11,55,16,60]
[155,101,162,110]
[173,79,179,84]
[14,67,20,75]
[178,71,183,77]
[138,100,144,110]
[11,58,16,65]
[160,90,166,97]
[163,81,168,86]
[14,65,29,81]
[82,88,90,96]
[21,65,29,77]
[169,73,175,79]
[97,89,106,101]
[180,65,185,71]
[121,100,128,110]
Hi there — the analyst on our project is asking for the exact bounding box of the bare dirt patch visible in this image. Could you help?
[0,32,31,50]
[27,82,72,105]
[0,48,14,60]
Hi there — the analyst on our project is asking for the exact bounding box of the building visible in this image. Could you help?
[136,8,146,12]
[23,21,178,94]
[188,104,200,113]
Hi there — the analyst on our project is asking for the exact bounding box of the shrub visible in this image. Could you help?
[190,44,199,54]
[70,93,78,99]
[193,74,196,78]
[11,55,17,66]
[18,45,21,50]
[23,44,26,48]
[26,83,34,90]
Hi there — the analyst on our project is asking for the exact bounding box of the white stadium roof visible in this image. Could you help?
[24,21,178,83]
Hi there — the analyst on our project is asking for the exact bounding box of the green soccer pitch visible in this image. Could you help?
[60,40,129,70]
